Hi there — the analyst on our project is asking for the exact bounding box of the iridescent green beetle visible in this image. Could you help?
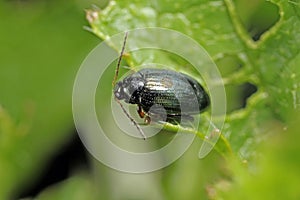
[113,32,210,139]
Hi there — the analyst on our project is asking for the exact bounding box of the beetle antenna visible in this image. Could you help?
[112,31,146,140]
[115,98,146,140]
[112,31,128,87]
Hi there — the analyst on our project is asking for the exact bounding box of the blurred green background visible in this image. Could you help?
[1,0,299,200]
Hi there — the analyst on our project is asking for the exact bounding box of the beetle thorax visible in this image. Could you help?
[114,76,145,104]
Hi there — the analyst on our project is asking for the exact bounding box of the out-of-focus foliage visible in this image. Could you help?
[0,0,100,199]
[0,0,299,199]
[36,174,100,200]
[214,113,300,199]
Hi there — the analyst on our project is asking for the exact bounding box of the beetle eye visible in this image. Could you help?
[114,82,124,100]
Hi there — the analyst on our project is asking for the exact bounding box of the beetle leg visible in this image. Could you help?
[137,105,145,118]
[136,106,152,125]
[144,116,151,124]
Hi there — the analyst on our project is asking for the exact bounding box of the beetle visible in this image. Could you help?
[112,32,210,139]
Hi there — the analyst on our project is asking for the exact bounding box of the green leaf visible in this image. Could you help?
[247,0,300,120]
[218,0,300,162]
[87,0,244,57]
[84,0,299,199]
[86,0,300,161]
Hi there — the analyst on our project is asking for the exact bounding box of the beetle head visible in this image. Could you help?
[114,75,144,103]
